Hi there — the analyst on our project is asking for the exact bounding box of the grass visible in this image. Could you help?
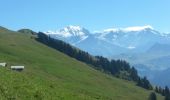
[0,27,164,100]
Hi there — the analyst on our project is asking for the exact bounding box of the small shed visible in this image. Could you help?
[0,63,7,67]
[11,66,24,71]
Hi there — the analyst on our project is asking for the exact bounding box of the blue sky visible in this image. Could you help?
[0,0,170,32]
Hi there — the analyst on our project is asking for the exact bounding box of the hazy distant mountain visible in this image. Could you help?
[150,68,170,87]
[147,43,170,54]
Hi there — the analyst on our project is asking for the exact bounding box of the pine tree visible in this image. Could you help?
[165,96,170,100]
[164,86,170,100]
[130,67,139,81]
[137,77,152,90]
[165,86,170,96]
[143,76,153,90]
[155,86,159,93]
[158,86,163,95]
[148,92,157,100]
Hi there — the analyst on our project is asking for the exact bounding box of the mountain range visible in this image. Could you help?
[45,25,170,86]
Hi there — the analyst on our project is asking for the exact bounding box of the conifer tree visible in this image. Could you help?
[148,92,157,100]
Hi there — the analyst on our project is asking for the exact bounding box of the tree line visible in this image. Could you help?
[36,32,152,90]
[155,86,170,100]
[148,86,170,100]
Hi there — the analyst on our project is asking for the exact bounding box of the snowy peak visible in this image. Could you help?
[45,25,91,45]
[60,26,85,36]
[123,25,153,32]
[64,25,82,31]
[45,25,90,38]
[103,25,154,33]
[95,25,156,41]
[61,25,90,38]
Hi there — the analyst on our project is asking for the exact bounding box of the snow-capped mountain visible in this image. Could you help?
[95,25,170,53]
[45,25,170,55]
[45,26,90,45]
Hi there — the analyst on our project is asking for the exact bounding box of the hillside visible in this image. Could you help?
[0,27,164,100]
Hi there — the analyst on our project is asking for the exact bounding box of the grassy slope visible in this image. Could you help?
[0,27,164,100]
